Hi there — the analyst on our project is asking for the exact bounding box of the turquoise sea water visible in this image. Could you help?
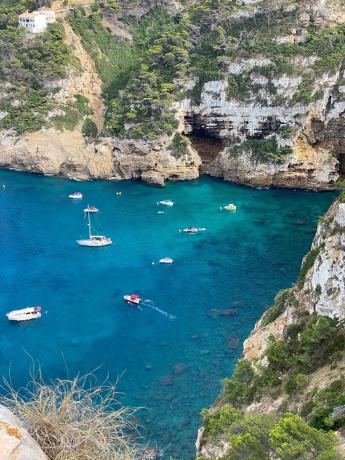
[0,170,336,458]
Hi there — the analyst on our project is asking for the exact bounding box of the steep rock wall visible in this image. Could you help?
[178,0,345,189]
[183,67,344,190]
[0,129,200,184]
[196,196,345,458]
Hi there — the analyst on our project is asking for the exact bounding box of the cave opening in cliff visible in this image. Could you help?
[184,114,223,173]
[338,153,345,178]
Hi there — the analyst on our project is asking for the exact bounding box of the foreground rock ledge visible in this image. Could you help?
[0,404,47,460]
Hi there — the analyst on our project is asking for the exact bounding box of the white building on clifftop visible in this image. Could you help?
[18,10,56,33]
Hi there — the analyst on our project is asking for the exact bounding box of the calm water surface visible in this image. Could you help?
[0,170,336,458]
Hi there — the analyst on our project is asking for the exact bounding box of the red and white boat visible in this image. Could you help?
[123,294,141,306]
[6,306,41,322]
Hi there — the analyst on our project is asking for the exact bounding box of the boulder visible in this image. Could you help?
[0,405,48,460]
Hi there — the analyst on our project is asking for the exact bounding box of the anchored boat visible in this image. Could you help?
[157,200,174,207]
[159,257,174,264]
[182,227,199,233]
[224,204,237,211]
[69,192,83,199]
[7,306,41,322]
[77,211,112,247]
[83,205,99,213]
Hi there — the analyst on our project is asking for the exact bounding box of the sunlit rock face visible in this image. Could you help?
[177,0,345,189]
[309,200,345,320]
[0,405,48,460]
[182,68,344,189]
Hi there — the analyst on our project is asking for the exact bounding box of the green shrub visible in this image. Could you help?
[261,289,296,326]
[242,137,291,163]
[308,380,345,430]
[298,246,323,285]
[169,133,189,158]
[202,405,242,437]
[269,413,341,460]
[226,72,260,100]
[74,94,91,115]
[223,360,256,407]
[82,118,98,138]
[0,21,70,134]
[51,107,80,131]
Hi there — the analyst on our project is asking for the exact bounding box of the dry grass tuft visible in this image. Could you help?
[0,373,143,460]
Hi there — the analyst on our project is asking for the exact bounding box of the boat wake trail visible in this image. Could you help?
[142,300,176,321]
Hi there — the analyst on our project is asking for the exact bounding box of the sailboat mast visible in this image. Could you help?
[87,210,92,239]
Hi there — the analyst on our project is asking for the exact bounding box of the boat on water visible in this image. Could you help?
[84,205,99,213]
[6,306,41,322]
[77,211,112,247]
[69,192,83,199]
[157,200,174,207]
[182,227,199,233]
[224,203,237,211]
[159,257,174,264]
[124,294,141,306]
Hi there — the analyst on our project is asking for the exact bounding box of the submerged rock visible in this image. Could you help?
[159,374,174,385]
[172,363,188,375]
[207,308,238,319]
[228,336,240,349]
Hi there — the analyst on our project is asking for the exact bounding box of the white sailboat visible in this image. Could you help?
[77,212,112,247]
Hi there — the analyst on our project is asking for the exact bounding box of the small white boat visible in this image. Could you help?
[77,212,112,247]
[7,306,41,322]
[124,294,141,306]
[159,257,174,264]
[84,205,99,213]
[182,227,199,233]
[224,204,237,211]
[69,192,83,199]
[157,200,174,207]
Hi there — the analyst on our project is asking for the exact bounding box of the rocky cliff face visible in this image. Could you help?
[244,196,345,363]
[180,0,345,189]
[0,11,200,185]
[1,0,345,189]
[196,195,345,459]
[0,128,200,184]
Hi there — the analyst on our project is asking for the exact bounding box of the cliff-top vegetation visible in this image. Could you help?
[0,0,72,134]
[1,372,142,459]
[2,0,345,166]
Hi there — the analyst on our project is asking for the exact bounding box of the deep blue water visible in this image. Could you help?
[0,170,336,458]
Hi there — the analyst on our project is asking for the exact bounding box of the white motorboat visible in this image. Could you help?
[77,212,112,247]
[157,200,174,207]
[182,227,199,233]
[7,306,41,322]
[224,204,237,211]
[84,205,99,213]
[69,192,83,199]
[124,294,141,306]
[159,257,174,264]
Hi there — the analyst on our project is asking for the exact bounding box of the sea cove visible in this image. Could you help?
[0,170,336,458]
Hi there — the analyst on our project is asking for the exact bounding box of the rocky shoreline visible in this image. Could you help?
[0,127,340,191]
